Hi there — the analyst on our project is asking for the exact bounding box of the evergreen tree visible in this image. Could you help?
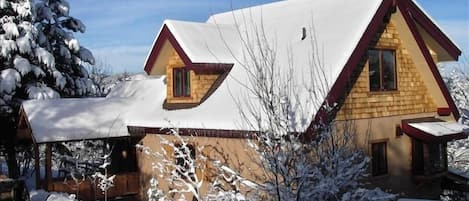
[0,0,95,177]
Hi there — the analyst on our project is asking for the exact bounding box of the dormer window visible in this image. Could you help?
[173,68,191,97]
[368,49,397,91]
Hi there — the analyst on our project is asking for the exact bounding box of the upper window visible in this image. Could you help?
[368,49,396,91]
[173,68,191,97]
[371,141,388,176]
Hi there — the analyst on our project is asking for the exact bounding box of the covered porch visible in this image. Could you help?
[401,117,469,180]
[16,97,144,200]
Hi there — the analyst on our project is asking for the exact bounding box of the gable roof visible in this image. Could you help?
[21,0,462,142]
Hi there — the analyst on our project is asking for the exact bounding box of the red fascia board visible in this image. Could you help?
[144,25,192,74]
[307,0,395,133]
[128,126,256,139]
[398,0,460,120]
[188,63,233,74]
[144,25,233,74]
[401,122,467,142]
[407,1,461,60]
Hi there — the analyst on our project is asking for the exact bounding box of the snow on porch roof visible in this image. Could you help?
[403,121,469,142]
[22,98,131,144]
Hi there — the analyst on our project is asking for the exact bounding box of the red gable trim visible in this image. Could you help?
[307,0,396,133]
[407,1,461,60]
[398,0,460,120]
[144,24,234,74]
[144,25,191,74]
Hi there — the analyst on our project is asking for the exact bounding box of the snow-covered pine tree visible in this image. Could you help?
[34,0,96,97]
[0,0,95,178]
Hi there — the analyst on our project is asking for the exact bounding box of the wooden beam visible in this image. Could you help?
[45,144,52,190]
[34,143,40,189]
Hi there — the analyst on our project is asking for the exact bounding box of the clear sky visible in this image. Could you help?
[67,0,469,73]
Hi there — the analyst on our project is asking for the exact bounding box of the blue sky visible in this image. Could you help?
[67,0,469,73]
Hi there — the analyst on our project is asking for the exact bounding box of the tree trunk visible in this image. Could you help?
[6,133,19,179]
[2,119,19,179]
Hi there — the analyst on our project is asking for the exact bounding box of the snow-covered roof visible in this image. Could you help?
[137,0,383,131]
[22,76,169,143]
[22,98,130,143]
[408,122,469,137]
[22,0,462,141]
[164,20,241,64]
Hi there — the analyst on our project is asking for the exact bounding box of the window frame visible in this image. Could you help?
[173,68,191,97]
[368,48,397,92]
[371,141,388,176]
[174,143,196,177]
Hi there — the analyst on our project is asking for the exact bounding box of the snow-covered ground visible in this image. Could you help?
[30,190,76,201]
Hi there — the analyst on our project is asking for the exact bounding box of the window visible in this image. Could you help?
[371,142,388,176]
[412,139,447,176]
[175,144,196,176]
[368,49,396,91]
[173,68,191,97]
[428,143,446,174]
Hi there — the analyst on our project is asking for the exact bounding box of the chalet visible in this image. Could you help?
[17,0,468,200]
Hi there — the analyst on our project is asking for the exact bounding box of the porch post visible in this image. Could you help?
[45,143,52,190]
[33,143,40,189]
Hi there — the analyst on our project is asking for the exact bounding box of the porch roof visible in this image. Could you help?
[402,120,469,142]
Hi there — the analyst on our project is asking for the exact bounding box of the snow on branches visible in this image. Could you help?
[441,60,469,179]
[232,22,396,200]
[0,0,98,120]
[136,124,258,201]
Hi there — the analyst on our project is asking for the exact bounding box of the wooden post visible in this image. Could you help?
[34,143,41,189]
[45,143,52,190]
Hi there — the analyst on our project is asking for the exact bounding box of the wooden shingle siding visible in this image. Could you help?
[166,50,219,104]
[336,22,436,120]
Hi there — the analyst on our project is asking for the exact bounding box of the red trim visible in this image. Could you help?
[144,25,192,74]
[437,107,452,116]
[401,121,467,142]
[407,1,461,60]
[128,126,255,139]
[397,0,460,120]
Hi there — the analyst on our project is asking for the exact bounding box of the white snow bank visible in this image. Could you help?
[30,190,77,201]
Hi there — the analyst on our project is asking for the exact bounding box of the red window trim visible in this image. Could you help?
[173,68,191,97]
[369,48,397,92]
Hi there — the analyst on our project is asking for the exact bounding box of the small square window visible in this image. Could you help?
[173,68,191,97]
[368,49,397,91]
[371,142,388,176]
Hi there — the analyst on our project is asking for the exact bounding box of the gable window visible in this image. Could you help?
[371,141,388,176]
[173,68,191,97]
[368,49,396,91]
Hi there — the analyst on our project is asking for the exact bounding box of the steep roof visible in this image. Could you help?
[21,0,462,142]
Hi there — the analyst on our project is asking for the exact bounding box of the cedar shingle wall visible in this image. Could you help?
[336,22,436,120]
[166,50,219,104]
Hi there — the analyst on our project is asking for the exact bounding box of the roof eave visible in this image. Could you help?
[408,0,462,61]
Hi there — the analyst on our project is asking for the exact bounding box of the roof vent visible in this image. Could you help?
[301,27,307,40]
